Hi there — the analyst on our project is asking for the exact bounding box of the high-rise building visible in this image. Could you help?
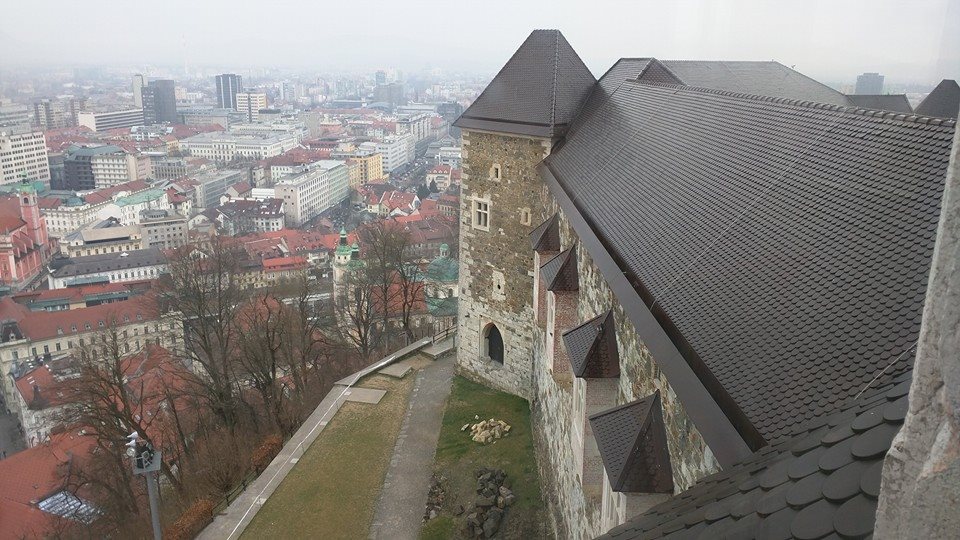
[855,72,884,95]
[141,79,177,124]
[215,73,243,109]
[0,125,50,185]
[373,82,406,109]
[132,74,145,108]
[236,91,268,122]
[33,98,87,130]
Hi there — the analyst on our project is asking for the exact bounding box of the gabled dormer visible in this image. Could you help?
[563,310,620,379]
[590,392,674,494]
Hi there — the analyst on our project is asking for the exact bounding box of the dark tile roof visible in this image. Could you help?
[847,94,913,113]
[590,392,674,494]
[545,76,954,443]
[636,60,683,86]
[540,246,578,292]
[454,30,597,138]
[562,310,620,378]
[530,213,561,251]
[50,248,167,278]
[660,60,852,106]
[600,370,912,539]
[914,79,959,118]
[595,58,852,107]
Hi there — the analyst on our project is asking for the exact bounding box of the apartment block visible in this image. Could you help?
[274,160,349,226]
[0,126,50,185]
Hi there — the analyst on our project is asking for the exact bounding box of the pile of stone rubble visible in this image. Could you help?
[461,416,511,444]
[463,467,515,538]
[423,474,445,522]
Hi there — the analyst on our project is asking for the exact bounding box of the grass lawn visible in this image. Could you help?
[421,376,547,539]
[241,373,416,540]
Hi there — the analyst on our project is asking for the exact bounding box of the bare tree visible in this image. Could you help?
[359,220,406,352]
[59,324,186,497]
[335,263,380,361]
[394,248,425,343]
[157,237,248,430]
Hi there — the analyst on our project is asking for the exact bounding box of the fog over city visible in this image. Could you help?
[0,1,958,539]
[2,0,958,85]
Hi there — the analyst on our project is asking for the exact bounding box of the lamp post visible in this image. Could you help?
[126,431,162,540]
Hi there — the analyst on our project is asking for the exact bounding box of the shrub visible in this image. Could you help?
[164,499,214,540]
[251,434,284,472]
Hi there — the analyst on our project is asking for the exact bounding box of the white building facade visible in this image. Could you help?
[180,132,299,162]
[274,160,349,226]
[0,126,50,185]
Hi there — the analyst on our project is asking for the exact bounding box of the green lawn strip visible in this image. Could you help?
[242,374,415,540]
[422,376,546,538]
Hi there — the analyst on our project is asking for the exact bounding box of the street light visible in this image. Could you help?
[126,431,162,540]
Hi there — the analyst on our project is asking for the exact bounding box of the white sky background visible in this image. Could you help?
[1,0,957,85]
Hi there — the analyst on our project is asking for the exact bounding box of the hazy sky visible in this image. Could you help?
[2,0,957,85]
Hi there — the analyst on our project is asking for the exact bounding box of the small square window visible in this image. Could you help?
[490,164,502,181]
[520,208,532,226]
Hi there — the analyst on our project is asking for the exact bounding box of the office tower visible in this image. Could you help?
[133,74,146,108]
[215,73,243,109]
[142,79,178,124]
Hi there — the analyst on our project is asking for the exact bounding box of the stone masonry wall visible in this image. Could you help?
[455,130,553,401]
[529,196,721,539]
[456,128,721,538]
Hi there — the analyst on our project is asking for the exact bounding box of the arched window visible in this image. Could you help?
[483,323,504,364]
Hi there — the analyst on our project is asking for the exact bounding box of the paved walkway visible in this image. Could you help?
[0,408,25,460]
[369,356,455,540]
[197,338,432,540]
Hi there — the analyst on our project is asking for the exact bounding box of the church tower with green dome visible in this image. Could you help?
[332,227,354,306]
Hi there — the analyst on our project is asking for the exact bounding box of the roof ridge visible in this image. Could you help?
[627,79,957,128]
[550,29,560,131]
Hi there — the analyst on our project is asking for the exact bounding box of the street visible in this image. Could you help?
[0,407,25,460]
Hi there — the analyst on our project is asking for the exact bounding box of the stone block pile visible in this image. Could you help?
[461,416,511,444]
[463,467,515,538]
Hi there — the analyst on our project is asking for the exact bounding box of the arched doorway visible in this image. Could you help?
[484,324,504,364]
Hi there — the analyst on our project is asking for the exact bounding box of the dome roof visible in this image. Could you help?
[426,255,458,283]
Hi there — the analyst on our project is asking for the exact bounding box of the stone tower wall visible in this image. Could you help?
[455,129,552,400]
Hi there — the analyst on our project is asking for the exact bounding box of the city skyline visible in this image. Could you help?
[3,0,958,85]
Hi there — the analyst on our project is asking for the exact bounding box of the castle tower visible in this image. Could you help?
[453,30,596,399]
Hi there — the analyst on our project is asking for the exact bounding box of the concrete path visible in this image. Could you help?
[369,356,455,540]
